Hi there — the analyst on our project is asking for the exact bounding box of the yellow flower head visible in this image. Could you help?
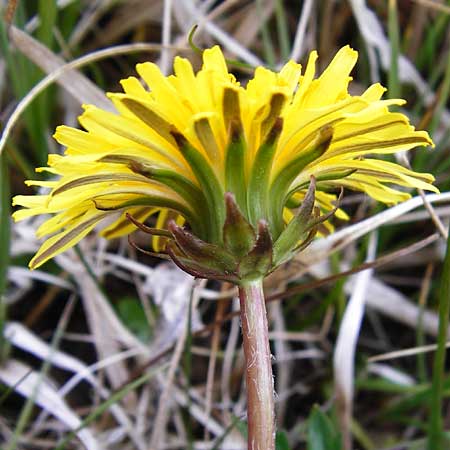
[13,46,436,277]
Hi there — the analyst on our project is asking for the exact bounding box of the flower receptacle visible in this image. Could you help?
[148,188,336,285]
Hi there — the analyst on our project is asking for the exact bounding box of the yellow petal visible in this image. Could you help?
[30,211,108,269]
[361,83,386,101]
[202,46,229,76]
[101,206,158,239]
[54,126,113,155]
[300,46,357,109]
[120,76,149,97]
[278,60,302,92]
[293,50,318,107]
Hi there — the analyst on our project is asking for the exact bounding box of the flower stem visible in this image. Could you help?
[238,278,275,450]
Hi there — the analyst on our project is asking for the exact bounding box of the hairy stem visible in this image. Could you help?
[238,278,275,450]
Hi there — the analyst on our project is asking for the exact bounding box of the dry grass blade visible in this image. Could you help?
[220,297,241,413]
[148,281,202,450]
[8,266,73,292]
[268,233,439,302]
[334,231,378,450]
[412,0,450,13]
[4,321,145,449]
[269,300,291,425]
[369,341,450,363]
[300,192,450,268]
[203,299,226,442]
[4,321,92,376]
[351,0,449,126]
[228,1,273,53]
[160,0,173,75]
[77,272,145,390]
[398,153,447,238]
[290,0,314,61]
[172,385,245,446]
[350,276,443,336]
[87,2,163,48]
[8,25,111,108]
[0,359,100,450]
[67,0,116,48]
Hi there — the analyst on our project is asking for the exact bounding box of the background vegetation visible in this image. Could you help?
[1,1,450,449]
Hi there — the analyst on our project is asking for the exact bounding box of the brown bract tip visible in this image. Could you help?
[266,117,283,145]
[229,118,243,143]
[224,191,237,211]
[170,129,187,149]
[128,160,153,176]
[256,219,272,249]
[167,219,180,235]
[318,125,333,150]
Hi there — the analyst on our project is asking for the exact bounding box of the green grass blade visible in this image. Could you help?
[275,0,290,61]
[428,228,450,450]
[429,47,450,137]
[256,0,276,68]
[0,13,26,100]
[211,415,243,450]
[0,153,10,363]
[4,141,36,180]
[307,405,342,450]
[387,0,400,100]
[417,13,449,73]
[15,3,51,166]
[35,0,58,145]
[37,0,57,48]
[0,153,10,297]
[0,4,54,166]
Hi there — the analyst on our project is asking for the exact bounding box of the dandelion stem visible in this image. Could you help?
[238,278,275,450]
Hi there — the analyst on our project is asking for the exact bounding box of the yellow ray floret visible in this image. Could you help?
[12,45,437,269]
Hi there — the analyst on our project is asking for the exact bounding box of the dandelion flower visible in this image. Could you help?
[13,46,436,276]
[12,45,438,450]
